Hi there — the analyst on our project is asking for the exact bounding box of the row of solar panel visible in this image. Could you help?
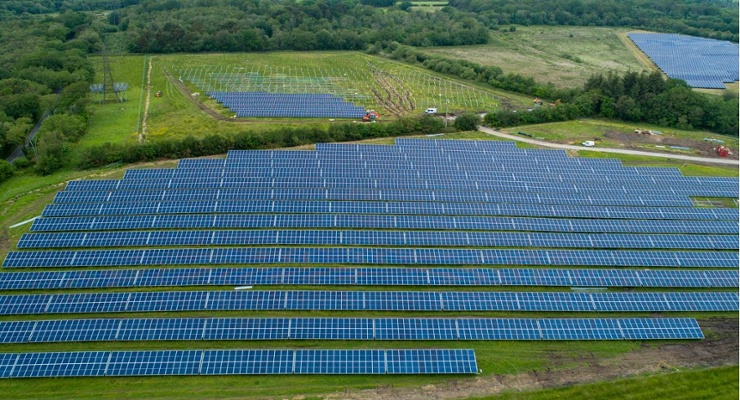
[0,290,735,314]
[30,215,738,235]
[199,152,656,173]
[141,165,722,189]
[52,187,695,208]
[0,349,477,377]
[127,162,692,180]
[18,230,738,250]
[113,163,692,179]
[66,177,737,197]
[4,248,737,268]
[197,151,612,165]
[0,317,704,343]
[235,111,365,118]
[65,176,738,199]
[40,201,737,221]
[0,267,735,290]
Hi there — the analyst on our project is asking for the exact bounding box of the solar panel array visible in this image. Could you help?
[0,318,703,343]
[1,138,737,377]
[628,33,739,89]
[0,349,477,377]
[207,92,366,118]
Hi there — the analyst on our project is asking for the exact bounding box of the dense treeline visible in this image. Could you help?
[484,72,739,135]
[0,1,140,18]
[0,12,96,175]
[450,0,739,42]
[381,43,738,135]
[115,0,488,52]
[78,115,446,169]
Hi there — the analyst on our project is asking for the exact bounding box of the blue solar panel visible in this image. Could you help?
[117,318,205,341]
[539,318,622,340]
[0,321,35,343]
[11,351,108,378]
[375,318,456,340]
[290,318,373,340]
[200,349,294,375]
[386,349,478,374]
[0,354,17,378]
[457,318,540,340]
[203,318,290,340]
[106,350,202,376]
[30,319,119,343]
[294,349,385,374]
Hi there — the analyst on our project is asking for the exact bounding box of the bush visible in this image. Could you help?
[0,160,15,183]
[454,113,481,131]
[11,156,31,170]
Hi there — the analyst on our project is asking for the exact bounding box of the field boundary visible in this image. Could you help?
[619,31,661,73]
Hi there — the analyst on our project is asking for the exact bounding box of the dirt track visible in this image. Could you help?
[319,318,738,400]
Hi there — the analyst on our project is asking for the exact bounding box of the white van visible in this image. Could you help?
[425,108,437,114]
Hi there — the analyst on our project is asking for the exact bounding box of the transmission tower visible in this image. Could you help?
[100,46,122,103]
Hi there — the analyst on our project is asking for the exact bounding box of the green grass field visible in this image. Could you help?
[425,26,648,88]
[80,52,531,151]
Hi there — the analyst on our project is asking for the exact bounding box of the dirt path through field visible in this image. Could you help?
[619,31,661,73]
[139,56,153,142]
[320,318,738,400]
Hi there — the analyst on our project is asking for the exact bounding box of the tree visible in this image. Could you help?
[455,113,481,131]
[0,160,14,184]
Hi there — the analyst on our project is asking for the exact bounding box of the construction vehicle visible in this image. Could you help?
[362,110,380,122]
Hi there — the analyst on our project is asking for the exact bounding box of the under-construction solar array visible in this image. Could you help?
[207,92,366,118]
[1,138,737,377]
[628,33,739,89]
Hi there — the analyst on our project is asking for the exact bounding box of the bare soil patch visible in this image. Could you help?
[320,318,738,400]
[603,130,735,159]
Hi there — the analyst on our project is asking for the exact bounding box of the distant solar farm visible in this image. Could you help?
[176,60,502,118]
[628,33,739,89]
[0,138,738,378]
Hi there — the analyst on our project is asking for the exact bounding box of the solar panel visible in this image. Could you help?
[200,349,294,375]
[375,318,456,340]
[11,351,108,378]
[385,349,478,374]
[106,350,202,376]
[294,349,385,374]
[456,318,540,340]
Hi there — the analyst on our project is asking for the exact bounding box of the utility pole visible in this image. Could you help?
[445,98,449,128]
